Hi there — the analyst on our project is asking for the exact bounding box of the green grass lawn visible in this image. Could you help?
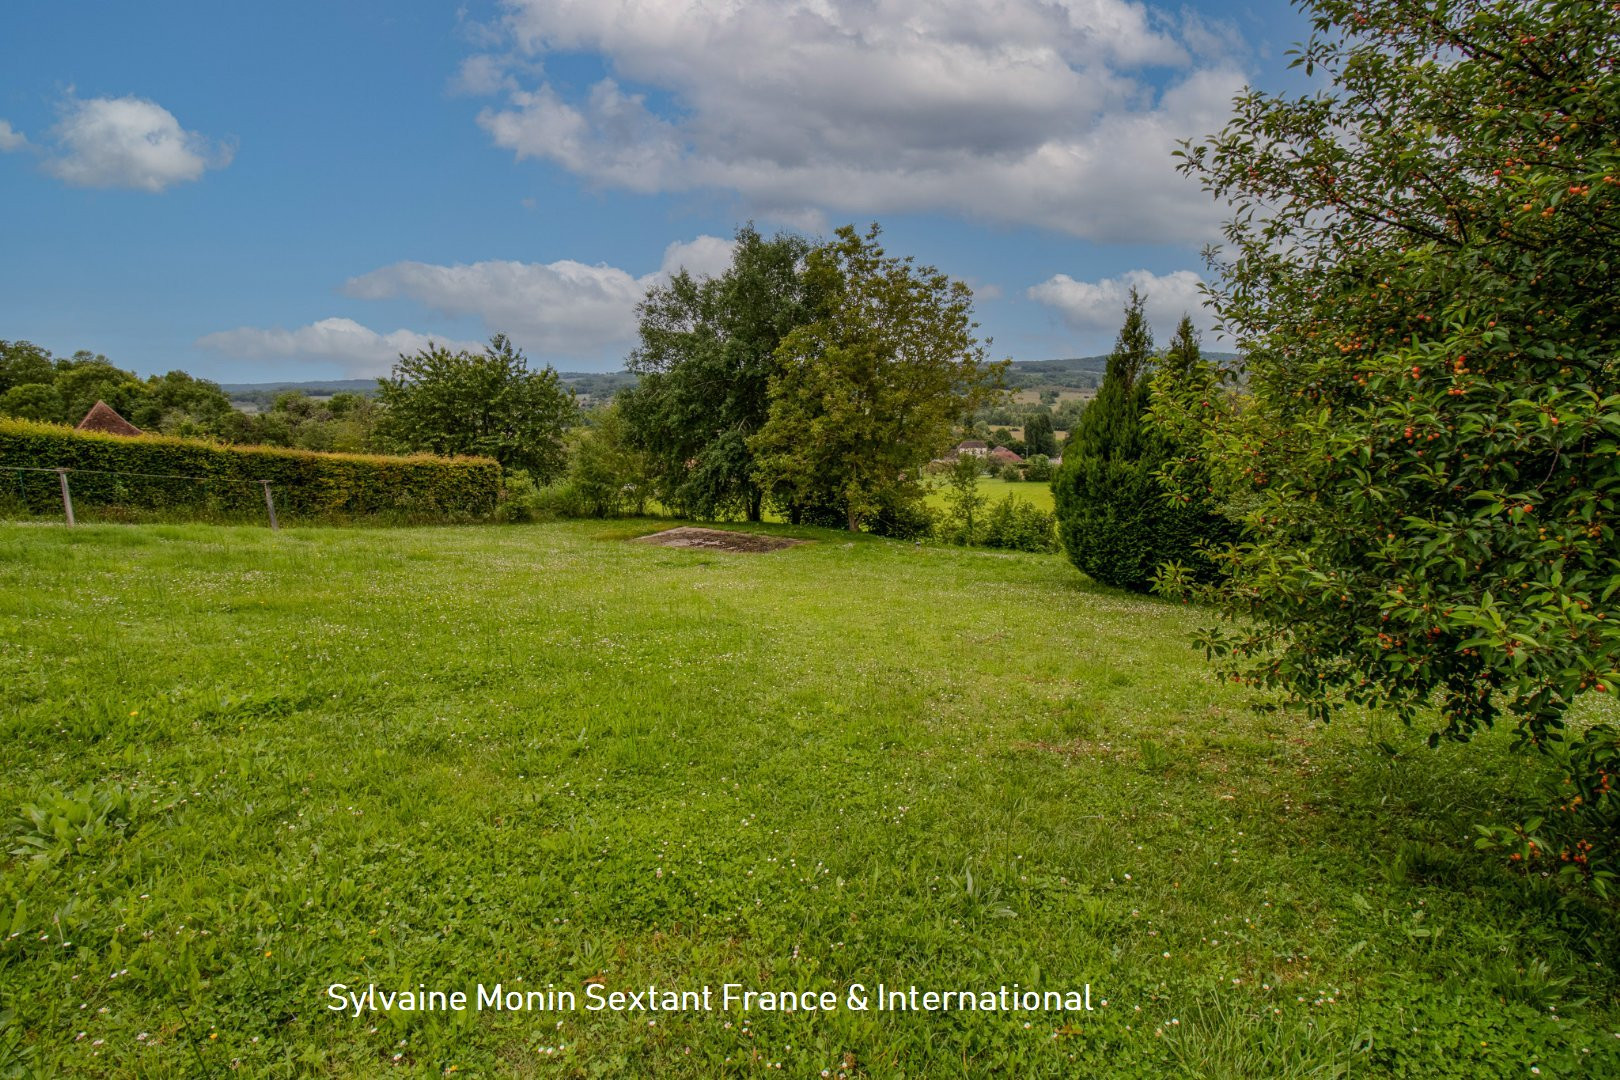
[1,520,1616,1077]
[924,477,1055,514]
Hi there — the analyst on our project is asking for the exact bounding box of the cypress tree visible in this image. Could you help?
[1052,292,1225,591]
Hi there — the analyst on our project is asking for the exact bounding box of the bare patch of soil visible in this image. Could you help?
[630,527,809,553]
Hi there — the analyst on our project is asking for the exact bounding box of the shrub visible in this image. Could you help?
[0,419,498,522]
[980,495,1057,553]
[942,453,988,544]
[790,503,850,529]
[494,470,596,523]
[377,334,575,480]
[866,491,937,540]
[568,405,653,518]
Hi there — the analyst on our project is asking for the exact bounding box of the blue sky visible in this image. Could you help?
[0,0,1313,381]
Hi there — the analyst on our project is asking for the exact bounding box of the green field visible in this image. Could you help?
[924,477,1055,514]
[2,521,1616,1077]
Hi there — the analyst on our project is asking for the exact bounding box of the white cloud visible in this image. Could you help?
[0,120,26,152]
[344,259,647,355]
[195,319,482,377]
[198,235,735,375]
[450,53,519,96]
[1028,268,1217,338]
[469,0,1244,241]
[44,95,232,192]
[657,235,735,279]
[342,234,735,356]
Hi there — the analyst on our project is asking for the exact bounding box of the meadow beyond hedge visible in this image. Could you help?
[0,419,499,522]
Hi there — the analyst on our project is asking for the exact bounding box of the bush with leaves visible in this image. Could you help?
[377,334,575,480]
[493,470,594,523]
[866,490,938,540]
[980,495,1058,553]
[568,403,653,518]
[941,452,988,544]
[1166,0,1620,891]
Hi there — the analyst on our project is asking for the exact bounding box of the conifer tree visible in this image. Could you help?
[1053,293,1225,590]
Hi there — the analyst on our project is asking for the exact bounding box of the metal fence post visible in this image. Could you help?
[56,468,75,527]
[261,481,279,531]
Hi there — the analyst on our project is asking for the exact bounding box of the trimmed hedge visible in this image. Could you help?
[0,419,499,522]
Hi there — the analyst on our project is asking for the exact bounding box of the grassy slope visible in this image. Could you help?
[0,521,1615,1078]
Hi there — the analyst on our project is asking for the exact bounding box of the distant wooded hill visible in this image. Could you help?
[1000,351,1239,391]
[224,353,1239,407]
[223,370,638,409]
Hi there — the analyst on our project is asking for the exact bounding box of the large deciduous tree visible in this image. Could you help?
[1167,0,1620,889]
[751,224,1005,531]
[620,225,825,521]
[377,334,575,478]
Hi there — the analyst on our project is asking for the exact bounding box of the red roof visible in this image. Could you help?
[76,400,143,436]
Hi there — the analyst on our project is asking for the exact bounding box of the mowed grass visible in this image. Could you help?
[924,477,1055,514]
[1,520,1617,1078]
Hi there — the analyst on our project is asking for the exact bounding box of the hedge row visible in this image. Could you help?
[0,419,500,521]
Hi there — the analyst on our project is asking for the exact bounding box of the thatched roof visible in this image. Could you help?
[76,400,142,436]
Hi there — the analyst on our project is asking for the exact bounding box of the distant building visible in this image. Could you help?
[76,401,142,437]
[955,440,988,456]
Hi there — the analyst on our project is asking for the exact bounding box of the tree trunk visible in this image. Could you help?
[747,490,762,523]
[789,504,803,526]
[847,505,859,532]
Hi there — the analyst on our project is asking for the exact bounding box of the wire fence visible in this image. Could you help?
[2,465,280,529]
